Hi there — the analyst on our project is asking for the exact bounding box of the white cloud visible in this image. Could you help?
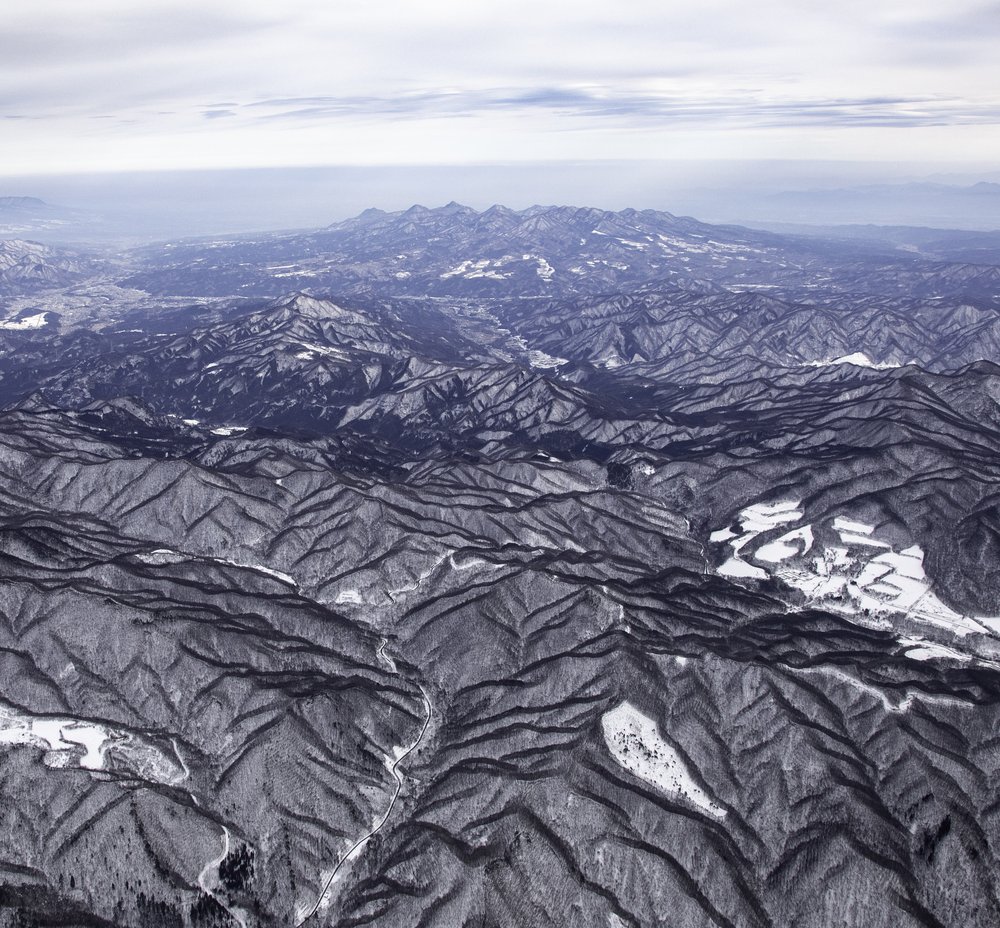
[1,0,998,172]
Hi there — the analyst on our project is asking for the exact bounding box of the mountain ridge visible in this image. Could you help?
[0,200,999,927]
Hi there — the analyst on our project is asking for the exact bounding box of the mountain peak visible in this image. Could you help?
[0,196,47,209]
[357,206,387,221]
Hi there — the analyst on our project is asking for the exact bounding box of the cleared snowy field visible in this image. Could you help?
[601,701,725,818]
[0,701,185,784]
[710,503,1000,642]
[0,311,48,329]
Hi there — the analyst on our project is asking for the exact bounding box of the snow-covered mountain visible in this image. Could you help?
[0,204,999,928]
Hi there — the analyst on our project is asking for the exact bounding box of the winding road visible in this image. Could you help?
[197,822,250,928]
[296,638,432,926]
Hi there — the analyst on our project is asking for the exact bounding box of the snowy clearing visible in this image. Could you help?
[718,558,768,580]
[710,507,998,639]
[833,517,875,535]
[739,501,803,535]
[900,637,976,663]
[602,701,725,818]
[806,352,900,370]
[135,548,188,565]
[715,500,804,575]
[709,527,737,543]
[0,311,48,330]
[527,350,567,369]
[0,702,184,783]
[755,526,814,563]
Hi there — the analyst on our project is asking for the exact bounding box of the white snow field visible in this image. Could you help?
[806,353,901,370]
[717,499,804,579]
[0,701,185,783]
[710,503,1000,641]
[601,701,725,818]
[0,311,48,330]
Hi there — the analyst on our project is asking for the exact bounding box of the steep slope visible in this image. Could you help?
[0,240,97,296]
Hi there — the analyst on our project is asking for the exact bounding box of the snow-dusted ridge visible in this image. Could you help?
[135,548,298,589]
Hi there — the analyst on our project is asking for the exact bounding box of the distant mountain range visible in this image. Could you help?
[759,181,1000,228]
[0,195,96,240]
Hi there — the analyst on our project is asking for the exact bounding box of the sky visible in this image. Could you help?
[3,0,1000,176]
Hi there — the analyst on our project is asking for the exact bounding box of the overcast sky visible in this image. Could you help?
[3,0,1000,175]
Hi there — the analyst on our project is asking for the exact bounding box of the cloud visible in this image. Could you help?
[0,4,277,68]
[239,88,1000,130]
[1,0,999,171]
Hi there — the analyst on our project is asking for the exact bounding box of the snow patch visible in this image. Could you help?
[709,506,1000,639]
[838,531,890,548]
[246,564,297,587]
[807,352,900,370]
[755,526,814,563]
[439,258,516,281]
[718,558,768,580]
[0,311,48,330]
[834,517,875,535]
[712,500,804,579]
[531,256,555,280]
[900,637,974,663]
[527,350,567,369]
[601,702,725,818]
[0,702,184,783]
[135,548,188,565]
[714,509,996,638]
[709,527,737,543]
[137,550,297,588]
[738,501,803,535]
